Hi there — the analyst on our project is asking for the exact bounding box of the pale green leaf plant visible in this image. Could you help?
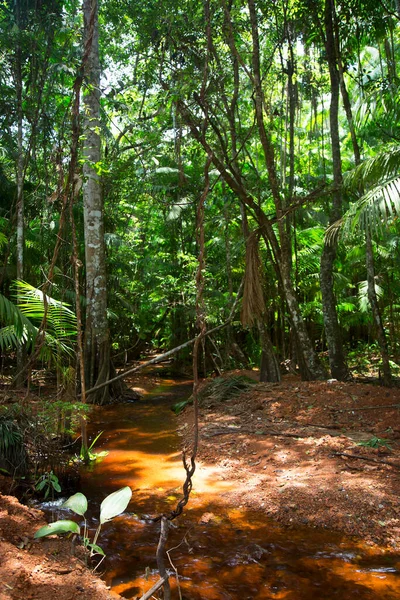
[34,486,132,568]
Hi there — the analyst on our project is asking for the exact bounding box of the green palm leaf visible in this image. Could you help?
[342,175,400,236]
[0,281,77,361]
[336,145,400,237]
[358,279,383,313]
[0,294,25,337]
[0,294,38,351]
[344,145,400,193]
[13,281,77,341]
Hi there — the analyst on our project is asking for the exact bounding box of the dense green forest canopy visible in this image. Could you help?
[1,0,400,400]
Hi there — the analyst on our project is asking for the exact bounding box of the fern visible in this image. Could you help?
[0,296,37,351]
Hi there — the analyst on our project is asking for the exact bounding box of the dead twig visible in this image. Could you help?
[331,404,400,412]
[166,535,192,600]
[138,576,167,600]
[332,451,400,469]
[203,427,316,439]
[156,516,170,600]
[203,427,248,437]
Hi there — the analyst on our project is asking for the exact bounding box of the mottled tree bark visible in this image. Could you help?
[15,1,25,386]
[319,0,350,380]
[258,320,281,383]
[175,0,326,380]
[248,0,326,380]
[82,0,123,403]
[365,230,392,385]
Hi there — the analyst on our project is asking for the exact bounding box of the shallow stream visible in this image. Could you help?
[44,375,400,599]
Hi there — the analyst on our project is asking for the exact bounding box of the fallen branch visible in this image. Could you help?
[332,404,400,412]
[331,452,400,469]
[264,430,308,439]
[138,576,167,600]
[155,516,170,600]
[203,427,248,437]
[203,427,308,439]
[203,425,357,439]
[84,279,244,398]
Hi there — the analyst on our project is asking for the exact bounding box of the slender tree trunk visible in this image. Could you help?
[332,2,361,166]
[16,83,23,285]
[15,4,25,386]
[258,320,281,382]
[247,0,326,380]
[82,0,121,404]
[365,230,392,385]
[240,204,281,382]
[287,34,296,200]
[176,1,326,380]
[223,193,234,368]
[319,0,349,380]
[70,182,89,460]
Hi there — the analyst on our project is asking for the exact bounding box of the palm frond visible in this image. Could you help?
[0,325,31,351]
[333,272,351,286]
[342,175,400,236]
[358,279,383,313]
[337,301,357,313]
[344,145,400,193]
[0,294,25,337]
[325,219,342,246]
[0,281,77,362]
[42,331,75,358]
[13,281,77,340]
[0,232,8,250]
[0,295,38,349]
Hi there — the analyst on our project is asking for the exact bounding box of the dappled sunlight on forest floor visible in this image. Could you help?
[75,371,400,599]
[180,372,400,549]
[2,370,400,599]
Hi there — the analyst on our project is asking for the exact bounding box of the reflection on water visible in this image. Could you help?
[70,377,400,599]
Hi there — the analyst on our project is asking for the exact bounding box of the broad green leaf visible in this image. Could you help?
[34,520,80,539]
[63,492,88,516]
[99,486,132,524]
[87,542,105,556]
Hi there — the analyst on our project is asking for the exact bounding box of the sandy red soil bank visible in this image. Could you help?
[2,373,400,598]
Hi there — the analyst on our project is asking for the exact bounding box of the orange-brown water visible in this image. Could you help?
[64,377,400,599]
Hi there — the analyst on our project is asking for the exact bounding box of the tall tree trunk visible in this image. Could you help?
[82,0,121,403]
[365,230,392,385]
[223,193,234,369]
[258,320,281,382]
[15,1,25,386]
[247,0,326,381]
[319,0,349,380]
[176,2,326,380]
[240,204,281,382]
[331,0,390,382]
